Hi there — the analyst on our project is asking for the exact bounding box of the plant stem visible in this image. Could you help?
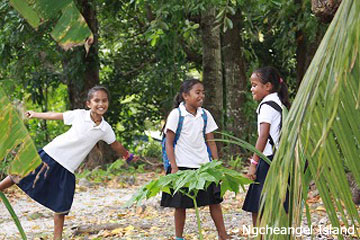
[192,196,203,240]
[0,192,27,240]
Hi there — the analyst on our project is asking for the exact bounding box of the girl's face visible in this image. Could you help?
[183,83,205,109]
[250,73,272,102]
[86,90,109,116]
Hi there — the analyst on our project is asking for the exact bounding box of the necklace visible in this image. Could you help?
[90,112,102,124]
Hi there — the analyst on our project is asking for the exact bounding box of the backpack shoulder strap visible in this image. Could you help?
[258,101,283,149]
[174,107,184,145]
[201,108,208,140]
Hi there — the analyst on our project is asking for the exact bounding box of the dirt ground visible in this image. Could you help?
[0,172,358,240]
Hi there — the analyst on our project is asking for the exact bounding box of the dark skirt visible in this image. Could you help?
[15,149,75,215]
[242,156,289,213]
[160,167,223,208]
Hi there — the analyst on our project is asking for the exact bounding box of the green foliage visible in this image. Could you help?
[9,0,92,50]
[127,160,252,239]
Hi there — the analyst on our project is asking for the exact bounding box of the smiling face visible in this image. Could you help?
[250,73,272,102]
[183,83,205,109]
[86,90,109,117]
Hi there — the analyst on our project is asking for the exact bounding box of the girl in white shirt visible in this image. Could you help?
[160,79,229,240]
[0,86,138,240]
[242,66,291,226]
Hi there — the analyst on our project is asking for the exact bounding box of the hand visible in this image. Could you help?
[25,111,36,119]
[132,155,139,162]
[246,164,257,181]
[171,166,179,174]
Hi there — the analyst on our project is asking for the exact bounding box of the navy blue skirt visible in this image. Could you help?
[15,149,75,215]
[160,167,223,208]
[242,156,288,213]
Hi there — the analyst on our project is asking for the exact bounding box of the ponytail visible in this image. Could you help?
[279,82,291,109]
[173,93,183,108]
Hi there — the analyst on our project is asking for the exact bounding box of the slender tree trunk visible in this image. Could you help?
[295,0,326,88]
[222,11,248,156]
[62,0,117,169]
[200,7,223,154]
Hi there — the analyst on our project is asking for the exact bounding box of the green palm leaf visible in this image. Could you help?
[259,1,360,239]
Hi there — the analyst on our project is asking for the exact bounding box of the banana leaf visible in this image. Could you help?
[259,0,360,239]
[9,0,93,51]
[0,87,42,240]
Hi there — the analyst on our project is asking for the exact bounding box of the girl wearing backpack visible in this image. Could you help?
[161,79,229,240]
[242,66,291,226]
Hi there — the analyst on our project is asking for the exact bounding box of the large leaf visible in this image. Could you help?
[0,87,42,177]
[259,0,360,239]
[9,0,93,51]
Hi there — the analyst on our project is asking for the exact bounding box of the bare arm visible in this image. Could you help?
[205,132,218,160]
[252,123,270,161]
[247,122,270,180]
[165,130,178,173]
[26,111,63,120]
[110,141,139,163]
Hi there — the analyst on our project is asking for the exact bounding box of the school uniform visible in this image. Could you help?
[14,109,116,214]
[160,102,222,208]
[242,93,287,213]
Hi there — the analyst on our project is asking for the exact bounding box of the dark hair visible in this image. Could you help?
[253,66,291,109]
[173,79,203,108]
[87,85,110,102]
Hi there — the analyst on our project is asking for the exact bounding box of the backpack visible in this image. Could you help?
[258,101,283,152]
[161,107,212,171]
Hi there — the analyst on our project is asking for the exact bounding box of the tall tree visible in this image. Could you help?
[222,9,248,155]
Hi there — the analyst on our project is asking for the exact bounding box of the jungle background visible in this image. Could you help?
[2,0,360,239]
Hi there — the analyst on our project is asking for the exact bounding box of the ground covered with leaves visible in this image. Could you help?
[0,171,359,239]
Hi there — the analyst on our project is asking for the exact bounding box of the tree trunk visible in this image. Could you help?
[200,8,223,154]
[62,0,117,170]
[311,0,342,23]
[222,11,248,156]
[295,0,326,88]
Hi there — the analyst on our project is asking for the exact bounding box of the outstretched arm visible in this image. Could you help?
[110,141,138,163]
[26,111,63,120]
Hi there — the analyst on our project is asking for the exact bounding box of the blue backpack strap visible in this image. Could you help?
[201,109,212,161]
[174,108,184,145]
[162,108,183,171]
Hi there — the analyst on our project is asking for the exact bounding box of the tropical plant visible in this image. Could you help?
[0,87,42,239]
[258,0,360,239]
[126,160,252,240]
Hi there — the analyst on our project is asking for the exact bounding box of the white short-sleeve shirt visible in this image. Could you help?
[43,109,116,173]
[164,102,218,168]
[256,93,283,156]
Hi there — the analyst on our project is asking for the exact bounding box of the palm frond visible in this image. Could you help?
[260,1,360,239]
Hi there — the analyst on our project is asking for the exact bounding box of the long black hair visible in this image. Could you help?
[253,66,291,109]
[173,79,203,108]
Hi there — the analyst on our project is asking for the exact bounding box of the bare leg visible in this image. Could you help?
[54,214,65,240]
[175,208,186,238]
[0,176,15,191]
[252,212,258,226]
[209,204,229,240]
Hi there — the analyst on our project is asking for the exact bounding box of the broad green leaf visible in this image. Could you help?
[9,0,93,51]
[0,87,42,177]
